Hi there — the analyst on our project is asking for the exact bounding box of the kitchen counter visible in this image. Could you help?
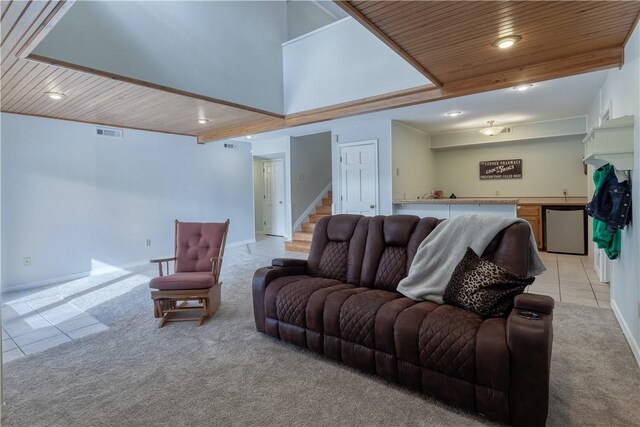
[393,198,518,205]
[516,197,588,206]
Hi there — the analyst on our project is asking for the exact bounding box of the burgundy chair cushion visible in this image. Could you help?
[175,222,226,273]
[149,272,214,290]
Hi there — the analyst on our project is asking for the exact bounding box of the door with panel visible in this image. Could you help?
[263,159,285,236]
[339,142,378,216]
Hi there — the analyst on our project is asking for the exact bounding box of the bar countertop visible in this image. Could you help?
[393,197,588,206]
[393,198,519,205]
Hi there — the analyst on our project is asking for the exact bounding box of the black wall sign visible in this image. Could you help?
[479,159,522,179]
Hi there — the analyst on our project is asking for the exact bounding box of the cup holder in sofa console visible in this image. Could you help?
[518,310,541,320]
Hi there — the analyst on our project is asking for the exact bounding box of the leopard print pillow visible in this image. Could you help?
[443,247,534,318]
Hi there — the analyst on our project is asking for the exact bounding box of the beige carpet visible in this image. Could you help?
[3,246,639,426]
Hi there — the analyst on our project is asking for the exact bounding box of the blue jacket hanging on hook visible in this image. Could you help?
[585,164,632,233]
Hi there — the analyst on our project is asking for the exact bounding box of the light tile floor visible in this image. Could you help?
[2,295,108,363]
[527,252,611,309]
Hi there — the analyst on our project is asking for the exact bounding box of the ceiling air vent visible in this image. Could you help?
[500,127,512,134]
[96,127,123,138]
[223,143,237,149]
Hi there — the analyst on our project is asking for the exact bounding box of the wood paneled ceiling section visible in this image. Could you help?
[344,1,640,85]
[2,1,639,143]
[0,1,283,137]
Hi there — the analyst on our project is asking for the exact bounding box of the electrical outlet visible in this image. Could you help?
[495,190,500,196]
[23,256,31,267]
[396,168,400,176]
[562,189,568,195]
[146,239,151,247]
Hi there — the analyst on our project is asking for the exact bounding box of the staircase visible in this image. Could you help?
[285,192,332,253]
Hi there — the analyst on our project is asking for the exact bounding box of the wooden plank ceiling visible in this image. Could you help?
[2,1,639,143]
[0,0,283,138]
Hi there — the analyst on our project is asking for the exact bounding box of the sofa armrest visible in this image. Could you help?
[506,293,554,426]
[252,264,308,333]
[272,258,308,268]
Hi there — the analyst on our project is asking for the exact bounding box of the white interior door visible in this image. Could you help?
[263,160,285,236]
[339,142,378,215]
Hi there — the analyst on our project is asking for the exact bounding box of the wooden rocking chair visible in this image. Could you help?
[149,219,229,328]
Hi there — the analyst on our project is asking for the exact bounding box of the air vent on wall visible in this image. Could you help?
[96,127,123,138]
[223,143,237,149]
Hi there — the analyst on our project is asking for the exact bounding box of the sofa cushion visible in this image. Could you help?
[338,290,402,348]
[149,272,214,290]
[360,216,439,291]
[265,276,344,328]
[307,215,370,284]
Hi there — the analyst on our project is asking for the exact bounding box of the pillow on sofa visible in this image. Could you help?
[443,247,534,318]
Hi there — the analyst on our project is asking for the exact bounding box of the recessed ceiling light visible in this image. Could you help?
[45,91,66,100]
[513,84,533,92]
[445,111,463,117]
[479,120,505,136]
[491,35,522,49]
[246,135,254,139]
[198,118,210,124]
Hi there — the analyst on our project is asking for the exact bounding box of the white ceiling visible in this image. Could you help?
[244,69,608,141]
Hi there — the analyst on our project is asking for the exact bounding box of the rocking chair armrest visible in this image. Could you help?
[150,257,176,264]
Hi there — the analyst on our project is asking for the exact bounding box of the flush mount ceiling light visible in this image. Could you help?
[479,120,504,136]
[45,91,66,100]
[246,135,254,139]
[198,118,210,124]
[513,83,533,92]
[491,35,522,49]
[445,110,463,117]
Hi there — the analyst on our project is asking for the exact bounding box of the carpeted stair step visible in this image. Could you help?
[285,240,311,253]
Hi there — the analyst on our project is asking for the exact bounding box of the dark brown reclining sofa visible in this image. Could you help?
[253,215,554,426]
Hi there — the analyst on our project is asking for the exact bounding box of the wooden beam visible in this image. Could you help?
[334,1,443,87]
[197,46,622,143]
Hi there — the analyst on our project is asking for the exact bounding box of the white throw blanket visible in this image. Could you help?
[397,214,546,303]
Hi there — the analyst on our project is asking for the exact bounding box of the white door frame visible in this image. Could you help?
[336,139,379,215]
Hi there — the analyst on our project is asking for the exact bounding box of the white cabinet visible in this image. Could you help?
[583,115,634,170]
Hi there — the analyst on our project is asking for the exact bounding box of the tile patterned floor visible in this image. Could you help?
[527,252,610,309]
[2,296,108,364]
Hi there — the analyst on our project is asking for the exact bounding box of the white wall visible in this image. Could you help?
[283,18,429,114]
[332,120,393,215]
[286,1,337,40]
[34,1,286,113]
[392,122,435,200]
[588,24,640,364]
[1,113,255,290]
[432,136,588,198]
[290,132,332,223]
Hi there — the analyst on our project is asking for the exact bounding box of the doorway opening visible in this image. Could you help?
[253,155,286,237]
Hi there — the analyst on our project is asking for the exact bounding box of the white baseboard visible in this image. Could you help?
[2,238,257,294]
[611,298,640,367]
[293,182,332,233]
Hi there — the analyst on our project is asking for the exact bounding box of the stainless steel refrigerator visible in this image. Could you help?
[544,207,587,255]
